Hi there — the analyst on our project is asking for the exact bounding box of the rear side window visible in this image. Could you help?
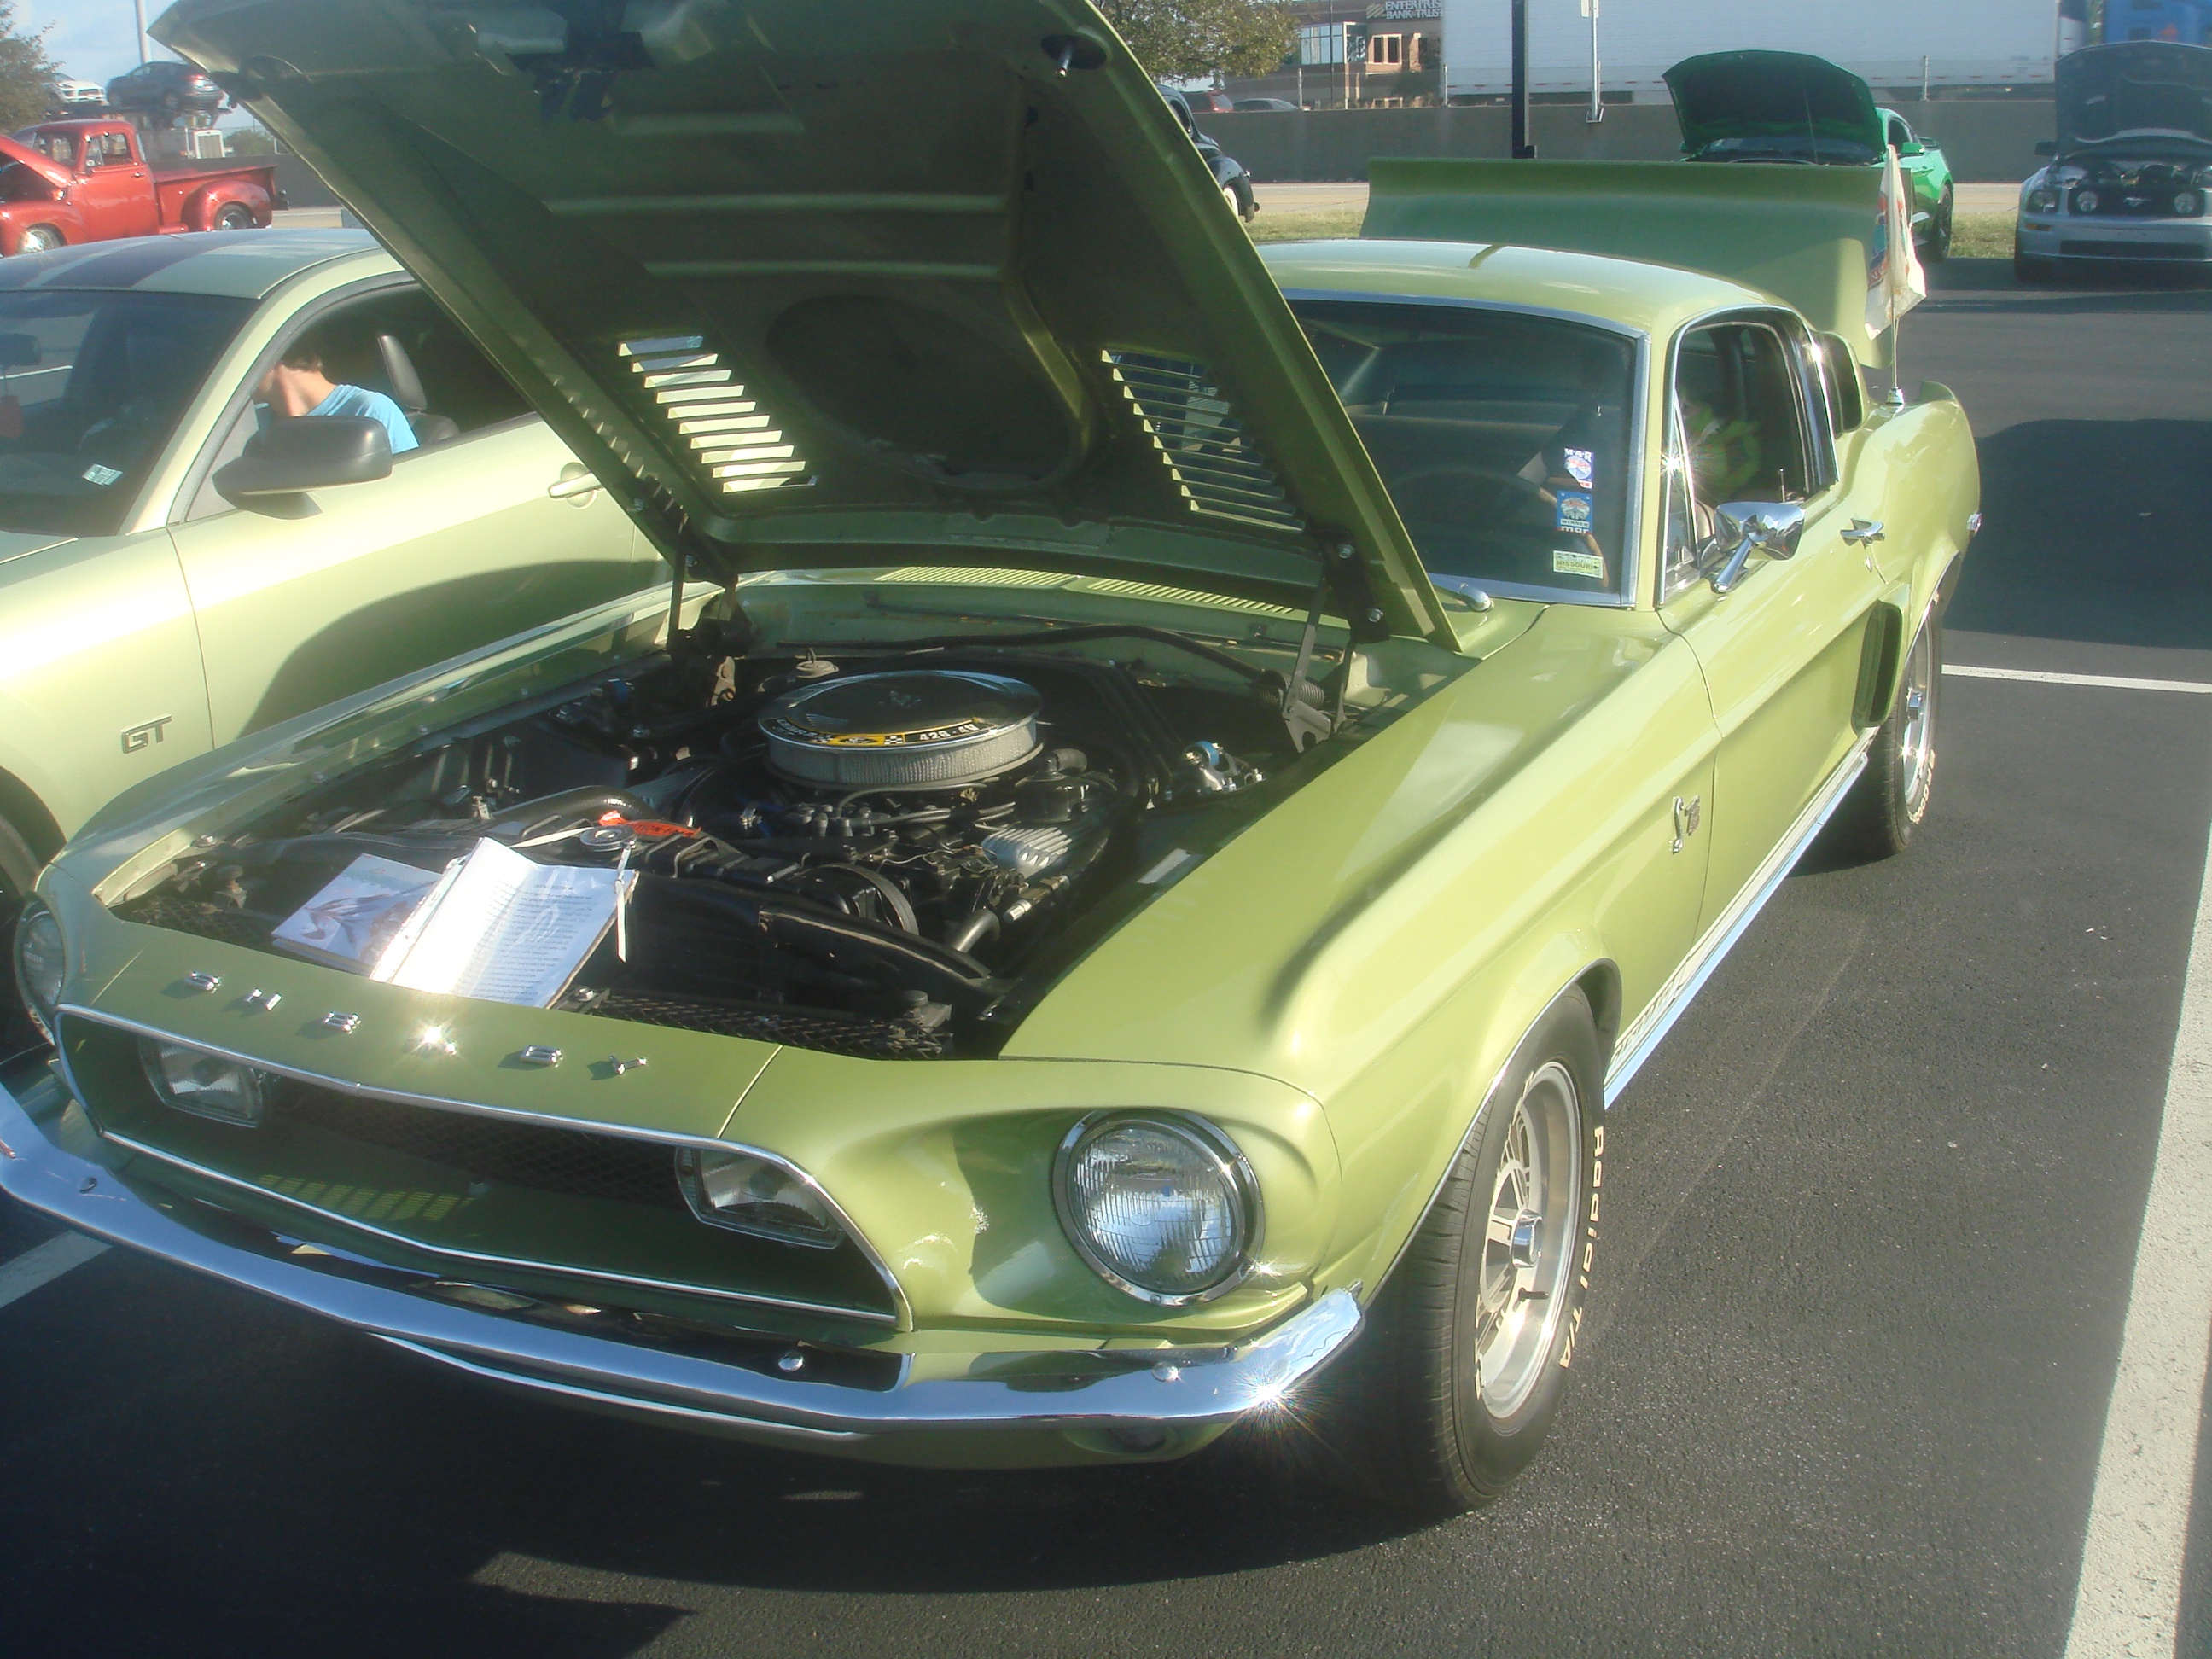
[1291,297,1639,604]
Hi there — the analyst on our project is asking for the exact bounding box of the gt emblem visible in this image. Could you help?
[121,716,172,754]
[1672,795,1703,853]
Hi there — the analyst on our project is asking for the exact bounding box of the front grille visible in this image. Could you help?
[2061,238,2205,259]
[570,989,951,1058]
[273,1083,689,1211]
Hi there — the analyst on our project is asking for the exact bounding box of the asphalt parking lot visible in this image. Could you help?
[3,253,2210,1658]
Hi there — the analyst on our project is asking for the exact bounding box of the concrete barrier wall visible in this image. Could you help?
[1208,100,2054,185]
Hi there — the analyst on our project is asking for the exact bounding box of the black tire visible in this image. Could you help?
[17,226,61,253]
[1826,612,1941,862]
[1923,185,1953,262]
[1298,988,1604,1516]
[214,204,254,230]
[2014,239,2056,284]
[0,812,46,1054]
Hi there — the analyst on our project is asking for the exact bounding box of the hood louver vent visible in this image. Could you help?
[619,335,812,495]
[1105,351,1305,535]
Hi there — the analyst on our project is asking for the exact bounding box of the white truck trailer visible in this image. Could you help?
[1438,0,2073,101]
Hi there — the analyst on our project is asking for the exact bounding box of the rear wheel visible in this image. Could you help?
[214,204,255,230]
[1827,612,1940,861]
[1298,989,1603,1516]
[1922,185,1953,262]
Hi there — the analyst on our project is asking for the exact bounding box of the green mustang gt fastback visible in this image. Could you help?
[0,0,1977,1515]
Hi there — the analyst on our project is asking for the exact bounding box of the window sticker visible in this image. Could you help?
[1554,491,1593,535]
[1563,447,1596,488]
[81,463,124,487]
[1553,549,1606,582]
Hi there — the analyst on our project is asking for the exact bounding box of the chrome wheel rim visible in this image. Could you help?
[1472,1061,1582,1419]
[1899,626,1936,820]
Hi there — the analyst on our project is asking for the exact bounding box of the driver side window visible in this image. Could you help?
[183,285,533,521]
[1661,320,1813,601]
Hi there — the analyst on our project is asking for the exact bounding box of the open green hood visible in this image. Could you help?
[1665,51,1884,166]
[152,0,1451,643]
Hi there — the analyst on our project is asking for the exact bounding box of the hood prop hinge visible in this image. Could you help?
[1281,540,1389,753]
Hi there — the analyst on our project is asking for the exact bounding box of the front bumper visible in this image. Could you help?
[0,1069,1360,1466]
[2018,215,2212,262]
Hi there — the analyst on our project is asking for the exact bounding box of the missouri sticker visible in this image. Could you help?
[1553,549,1607,582]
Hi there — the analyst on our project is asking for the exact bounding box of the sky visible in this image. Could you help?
[26,0,158,90]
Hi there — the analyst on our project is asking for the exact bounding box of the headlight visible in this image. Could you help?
[2176,190,2204,218]
[1053,1114,1259,1304]
[2075,188,2101,214]
[138,1038,269,1126]
[2025,187,2058,214]
[12,899,62,1042]
[675,1147,845,1249]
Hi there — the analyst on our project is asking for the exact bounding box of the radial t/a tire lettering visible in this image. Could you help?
[1296,987,1604,1516]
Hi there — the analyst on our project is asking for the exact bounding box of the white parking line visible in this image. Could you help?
[1947,665,2212,695]
[2064,831,2212,1658]
[0,1231,107,1312]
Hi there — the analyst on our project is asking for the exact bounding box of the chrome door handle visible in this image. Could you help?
[1842,519,1887,545]
[547,467,602,503]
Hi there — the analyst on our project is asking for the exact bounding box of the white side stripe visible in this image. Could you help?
[0,1231,107,1311]
[1947,665,2212,695]
[2064,826,2212,1658]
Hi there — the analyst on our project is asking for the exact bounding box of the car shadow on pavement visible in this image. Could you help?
[0,1280,1433,1657]
[1943,416,2212,651]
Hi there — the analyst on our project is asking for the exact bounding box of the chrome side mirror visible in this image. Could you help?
[1708,502,1806,596]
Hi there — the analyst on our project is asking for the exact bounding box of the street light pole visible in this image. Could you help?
[1511,0,1534,156]
[134,0,150,65]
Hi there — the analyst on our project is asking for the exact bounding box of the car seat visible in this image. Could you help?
[375,333,461,446]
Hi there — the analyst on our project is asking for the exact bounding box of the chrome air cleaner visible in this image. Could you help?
[760,671,1043,789]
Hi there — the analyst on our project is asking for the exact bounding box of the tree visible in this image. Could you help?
[1097,1,1296,82]
[0,2,57,133]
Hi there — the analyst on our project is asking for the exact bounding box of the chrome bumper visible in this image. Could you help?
[0,1073,1360,1463]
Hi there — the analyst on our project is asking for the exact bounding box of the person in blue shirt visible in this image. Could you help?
[253,338,419,455]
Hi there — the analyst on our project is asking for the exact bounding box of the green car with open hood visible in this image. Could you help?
[1667,50,1958,260]
[0,0,1977,1513]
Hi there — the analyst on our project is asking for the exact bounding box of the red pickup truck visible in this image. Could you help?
[0,119,279,254]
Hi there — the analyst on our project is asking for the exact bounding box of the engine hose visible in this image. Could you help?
[945,909,1000,953]
[636,878,1003,1010]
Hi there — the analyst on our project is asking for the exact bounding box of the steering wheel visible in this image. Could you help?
[1387,465,1557,533]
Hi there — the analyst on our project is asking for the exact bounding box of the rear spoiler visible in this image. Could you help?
[1362,159,1893,368]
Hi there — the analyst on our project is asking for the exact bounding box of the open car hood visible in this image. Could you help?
[2058,41,2212,156]
[153,0,1451,644]
[1664,51,1883,166]
[0,132,77,193]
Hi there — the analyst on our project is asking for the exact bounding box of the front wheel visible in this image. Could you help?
[15,226,61,253]
[2014,237,2056,284]
[1298,989,1603,1516]
[1828,612,1940,860]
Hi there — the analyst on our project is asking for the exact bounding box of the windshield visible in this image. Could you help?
[1690,135,1878,166]
[0,289,253,537]
[1290,299,1638,605]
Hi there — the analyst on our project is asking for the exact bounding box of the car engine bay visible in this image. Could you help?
[119,621,1330,1059]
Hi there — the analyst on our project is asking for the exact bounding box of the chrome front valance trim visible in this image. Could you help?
[0,1076,1362,1450]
